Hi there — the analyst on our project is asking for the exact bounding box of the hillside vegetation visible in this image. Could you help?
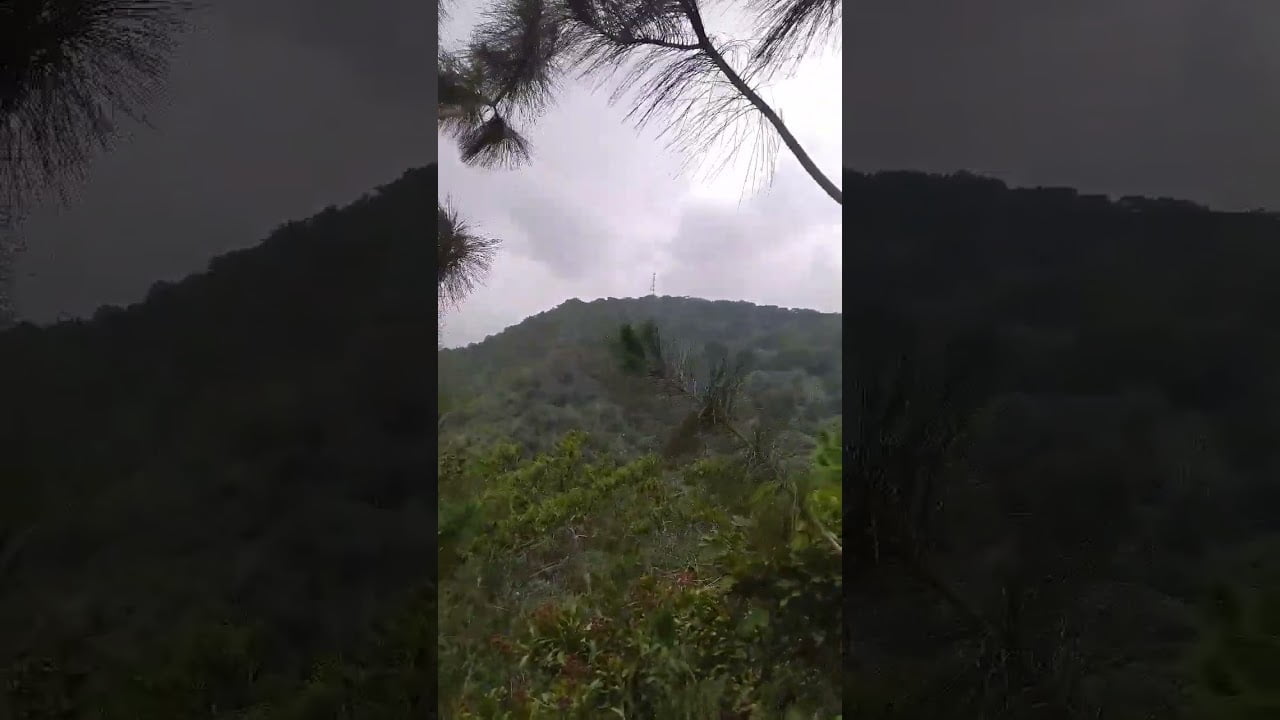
[438,302,845,717]
[0,163,846,716]
[433,169,1280,716]
[4,166,1280,717]
[439,296,841,457]
[840,170,1280,718]
[0,168,433,717]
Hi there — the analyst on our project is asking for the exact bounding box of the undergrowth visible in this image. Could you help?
[437,429,844,719]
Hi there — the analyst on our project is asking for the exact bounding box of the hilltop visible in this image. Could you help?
[438,295,842,458]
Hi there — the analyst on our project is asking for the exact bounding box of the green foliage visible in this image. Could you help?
[434,433,841,718]
[1188,582,1280,718]
[613,320,660,376]
[805,423,842,533]
[439,297,842,456]
[1185,541,1280,719]
[14,166,1280,720]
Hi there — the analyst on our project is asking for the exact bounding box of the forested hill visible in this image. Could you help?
[840,169,1280,717]
[845,168,1280,471]
[438,296,842,457]
[0,167,431,711]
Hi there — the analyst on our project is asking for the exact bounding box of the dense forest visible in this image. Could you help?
[439,296,841,456]
[0,156,846,715]
[437,298,845,716]
[842,170,1280,717]
[0,168,434,717]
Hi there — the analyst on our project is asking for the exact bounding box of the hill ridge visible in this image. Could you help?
[439,294,841,457]
[4,165,432,336]
[0,166,431,676]
[443,294,839,351]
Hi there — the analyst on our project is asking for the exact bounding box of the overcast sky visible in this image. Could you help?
[848,1,1280,213]
[444,0,1280,348]
[438,5,843,348]
[12,1,1279,341]
[12,0,431,324]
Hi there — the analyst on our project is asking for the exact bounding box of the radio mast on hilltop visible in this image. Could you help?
[649,272,656,296]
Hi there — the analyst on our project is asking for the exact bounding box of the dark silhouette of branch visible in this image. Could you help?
[458,114,533,168]
[683,3,841,204]
[471,0,564,121]
[563,0,840,203]
[438,0,565,169]
[438,199,501,310]
[747,0,840,78]
[0,0,195,214]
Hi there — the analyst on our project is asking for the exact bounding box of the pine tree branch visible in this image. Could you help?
[680,2,841,204]
[592,25,701,52]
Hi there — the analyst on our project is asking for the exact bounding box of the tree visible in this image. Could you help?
[0,0,194,216]
[437,199,500,311]
[442,0,843,203]
[1,0,194,328]
[612,320,843,552]
[434,0,843,322]
[561,0,842,204]
[439,0,564,170]
[750,0,840,74]
[436,0,567,319]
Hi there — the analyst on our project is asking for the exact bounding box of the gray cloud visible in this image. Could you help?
[659,162,841,310]
[506,184,614,280]
[847,0,1280,210]
[439,93,842,347]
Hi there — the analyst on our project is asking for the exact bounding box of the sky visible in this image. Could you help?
[438,5,843,348]
[11,0,432,324]
[444,0,1280,348]
[847,1,1280,213]
[10,1,1280,339]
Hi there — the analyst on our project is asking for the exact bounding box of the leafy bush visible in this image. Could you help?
[436,430,843,718]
